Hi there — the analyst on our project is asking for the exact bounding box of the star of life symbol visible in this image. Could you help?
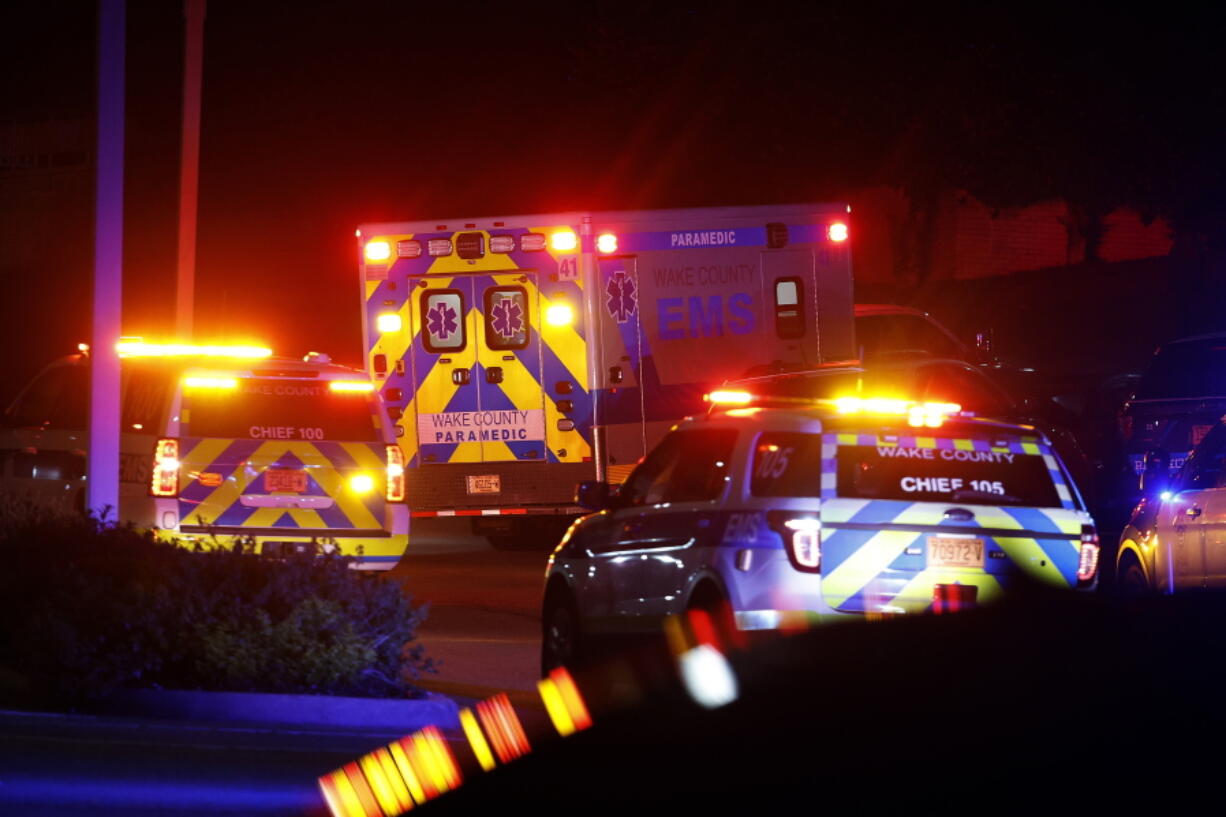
[427,301,459,340]
[490,296,524,338]
[605,270,637,324]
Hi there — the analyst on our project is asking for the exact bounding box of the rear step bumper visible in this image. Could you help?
[178,525,392,537]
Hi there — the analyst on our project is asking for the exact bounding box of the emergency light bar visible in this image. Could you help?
[364,240,392,262]
[489,235,516,254]
[704,390,963,428]
[550,231,578,252]
[520,233,547,251]
[183,376,238,389]
[117,341,273,359]
[706,390,753,405]
[329,381,375,393]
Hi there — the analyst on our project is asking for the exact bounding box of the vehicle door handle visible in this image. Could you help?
[609,366,624,384]
[943,507,975,521]
[1187,506,1203,518]
[486,366,503,384]
[452,369,470,386]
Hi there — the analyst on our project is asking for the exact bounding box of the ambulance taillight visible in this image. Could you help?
[386,445,406,502]
[151,438,181,498]
[827,222,849,242]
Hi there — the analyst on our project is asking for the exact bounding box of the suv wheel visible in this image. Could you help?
[541,588,582,676]
[1117,554,1150,599]
[686,582,738,650]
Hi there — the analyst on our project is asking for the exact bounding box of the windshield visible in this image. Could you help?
[835,443,1063,508]
[855,314,964,359]
[184,379,380,441]
[1134,340,1226,400]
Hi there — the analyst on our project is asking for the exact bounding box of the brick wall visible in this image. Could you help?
[849,186,1174,284]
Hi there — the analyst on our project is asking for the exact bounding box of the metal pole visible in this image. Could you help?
[89,0,125,520]
[176,0,205,340]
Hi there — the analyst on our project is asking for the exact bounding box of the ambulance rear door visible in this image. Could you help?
[473,271,547,463]
[408,272,547,465]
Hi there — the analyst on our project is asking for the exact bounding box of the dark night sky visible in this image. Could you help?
[3,1,1225,401]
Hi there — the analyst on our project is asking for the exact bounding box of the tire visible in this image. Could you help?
[686,582,738,650]
[1116,555,1151,599]
[541,588,583,676]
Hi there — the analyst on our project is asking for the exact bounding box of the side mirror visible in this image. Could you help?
[576,480,614,512]
[1140,449,1169,496]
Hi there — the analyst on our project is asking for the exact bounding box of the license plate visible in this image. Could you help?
[466,474,501,494]
[265,470,307,493]
[1193,424,1213,446]
[927,536,985,569]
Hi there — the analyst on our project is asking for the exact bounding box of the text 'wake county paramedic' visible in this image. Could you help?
[417,410,546,445]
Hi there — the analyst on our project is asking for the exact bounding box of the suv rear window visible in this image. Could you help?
[1134,340,1226,400]
[751,432,825,496]
[835,443,1062,507]
[184,379,379,442]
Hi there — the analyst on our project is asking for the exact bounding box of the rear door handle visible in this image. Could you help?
[943,507,975,521]
[1187,506,1203,518]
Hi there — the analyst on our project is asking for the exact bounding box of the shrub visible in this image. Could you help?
[0,495,433,706]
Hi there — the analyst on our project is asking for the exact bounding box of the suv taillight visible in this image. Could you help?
[386,444,405,502]
[767,512,821,572]
[1077,524,1100,583]
[150,438,180,497]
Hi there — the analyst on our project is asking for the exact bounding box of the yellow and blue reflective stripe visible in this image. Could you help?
[178,437,385,531]
[818,499,1083,612]
[368,239,594,468]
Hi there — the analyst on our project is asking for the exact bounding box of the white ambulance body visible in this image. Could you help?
[358,204,854,543]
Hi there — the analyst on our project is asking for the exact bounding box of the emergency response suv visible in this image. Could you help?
[541,391,1099,672]
[0,341,408,569]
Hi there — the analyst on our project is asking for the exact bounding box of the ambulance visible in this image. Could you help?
[357,204,855,544]
[0,341,408,569]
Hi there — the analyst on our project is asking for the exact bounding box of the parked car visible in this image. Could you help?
[852,303,974,361]
[1119,332,1226,494]
[1117,417,1226,595]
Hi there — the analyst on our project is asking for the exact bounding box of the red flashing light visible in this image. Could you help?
[827,222,849,242]
[151,438,180,497]
[386,445,406,502]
